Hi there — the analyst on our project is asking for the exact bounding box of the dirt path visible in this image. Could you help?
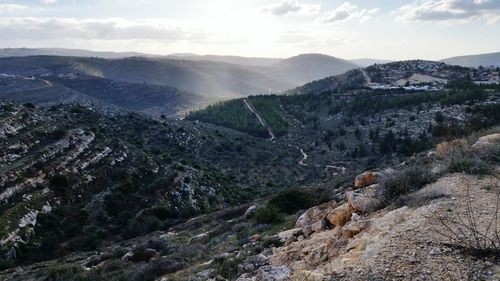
[243,99,275,141]
[360,68,371,84]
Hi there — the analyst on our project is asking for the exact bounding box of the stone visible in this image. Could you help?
[277,228,303,242]
[326,203,355,227]
[346,184,385,213]
[354,171,378,188]
[292,271,326,281]
[472,133,500,150]
[250,234,261,242]
[341,220,371,239]
[304,219,326,238]
[244,205,257,219]
[257,265,291,281]
[296,201,337,228]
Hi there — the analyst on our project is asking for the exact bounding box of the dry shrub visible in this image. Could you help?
[436,139,469,159]
[430,183,500,258]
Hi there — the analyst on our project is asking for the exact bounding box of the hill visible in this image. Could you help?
[262,54,358,86]
[0,74,207,117]
[0,48,148,59]
[350,58,394,67]
[441,51,500,67]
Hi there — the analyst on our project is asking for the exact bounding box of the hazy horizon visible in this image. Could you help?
[0,0,499,61]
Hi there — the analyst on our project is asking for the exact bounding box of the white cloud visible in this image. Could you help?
[0,17,202,41]
[0,4,29,14]
[396,0,500,23]
[40,0,59,4]
[322,2,379,23]
[262,0,321,16]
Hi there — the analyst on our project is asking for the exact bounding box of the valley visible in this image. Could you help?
[0,54,499,281]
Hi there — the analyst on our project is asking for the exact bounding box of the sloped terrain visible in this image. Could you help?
[0,101,322,272]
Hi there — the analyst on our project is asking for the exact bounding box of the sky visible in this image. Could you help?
[0,0,499,60]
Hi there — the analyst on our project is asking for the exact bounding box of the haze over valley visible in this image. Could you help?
[0,1,499,281]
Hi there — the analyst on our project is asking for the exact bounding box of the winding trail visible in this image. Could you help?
[360,68,371,84]
[243,99,275,141]
[244,99,345,172]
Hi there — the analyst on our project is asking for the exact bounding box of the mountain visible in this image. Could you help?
[0,48,149,59]
[259,54,358,86]
[167,54,281,67]
[0,56,294,100]
[441,51,500,67]
[0,61,499,280]
[350,58,394,67]
[0,73,208,117]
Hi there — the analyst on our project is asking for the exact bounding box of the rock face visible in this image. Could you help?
[354,171,378,188]
[326,203,355,227]
[346,184,385,213]
[472,133,500,150]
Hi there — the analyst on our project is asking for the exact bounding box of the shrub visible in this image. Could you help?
[268,188,318,214]
[430,185,500,258]
[382,165,436,204]
[448,156,491,175]
[253,205,284,224]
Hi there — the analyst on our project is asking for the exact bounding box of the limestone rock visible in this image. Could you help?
[326,203,355,227]
[257,265,291,281]
[277,228,303,242]
[244,205,257,219]
[472,133,500,150]
[341,220,371,239]
[292,270,326,281]
[346,184,385,213]
[354,171,379,188]
[296,201,337,228]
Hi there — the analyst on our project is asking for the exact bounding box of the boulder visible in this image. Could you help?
[292,271,326,281]
[244,205,257,219]
[354,171,378,188]
[257,265,291,281]
[250,234,261,242]
[346,184,385,213]
[472,133,500,150]
[277,228,303,242]
[296,201,337,228]
[326,203,355,227]
[341,220,371,239]
[304,219,326,238]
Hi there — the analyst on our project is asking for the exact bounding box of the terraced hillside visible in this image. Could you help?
[0,101,324,270]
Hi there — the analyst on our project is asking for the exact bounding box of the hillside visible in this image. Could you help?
[0,74,207,117]
[262,54,358,86]
[0,48,147,59]
[442,51,500,67]
[0,101,325,273]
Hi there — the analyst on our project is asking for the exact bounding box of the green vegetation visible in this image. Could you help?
[250,96,288,136]
[186,100,268,137]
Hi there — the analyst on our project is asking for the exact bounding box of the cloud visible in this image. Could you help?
[40,0,59,4]
[396,0,500,23]
[322,2,379,23]
[0,17,203,41]
[0,4,29,14]
[262,0,320,16]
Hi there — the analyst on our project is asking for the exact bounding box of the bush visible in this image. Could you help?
[430,185,500,258]
[382,165,436,204]
[268,188,318,214]
[448,156,491,175]
[253,205,284,224]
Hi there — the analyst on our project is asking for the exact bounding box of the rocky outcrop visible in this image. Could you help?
[297,201,337,237]
[472,133,500,150]
[326,203,355,227]
[346,184,385,213]
[354,171,378,188]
